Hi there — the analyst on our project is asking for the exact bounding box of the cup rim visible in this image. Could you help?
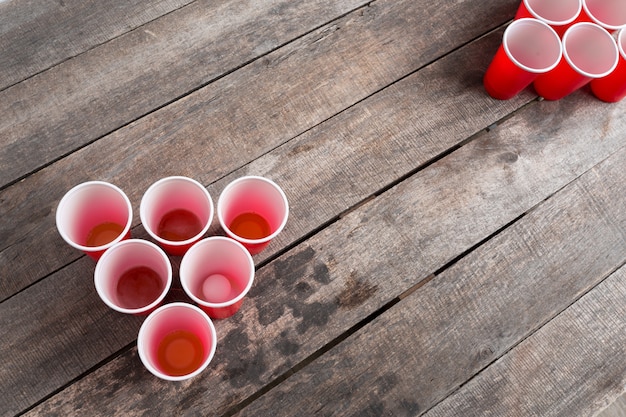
[562,22,619,78]
[217,175,289,245]
[55,181,133,253]
[180,236,255,308]
[524,0,582,26]
[140,176,214,247]
[582,0,626,31]
[137,302,217,381]
[94,239,173,314]
[503,18,563,74]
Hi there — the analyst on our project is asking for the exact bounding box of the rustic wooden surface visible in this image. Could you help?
[1,0,625,416]
[599,395,626,417]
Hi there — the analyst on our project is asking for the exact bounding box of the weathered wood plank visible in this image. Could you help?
[0,0,194,90]
[0,256,144,416]
[422,266,626,417]
[234,138,626,417]
[20,88,626,416]
[0,0,521,299]
[598,395,626,417]
[0,0,370,187]
[2,28,529,416]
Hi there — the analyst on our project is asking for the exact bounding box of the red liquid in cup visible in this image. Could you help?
[229,212,271,239]
[157,208,203,241]
[86,222,124,247]
[156,329,205,376]
[116,266,164,309]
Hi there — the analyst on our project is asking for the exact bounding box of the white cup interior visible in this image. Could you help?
[140,177,213,245]
[525,0,582,25]
[563,23,619,77]
[137,303,217,381]
[584,0,626,30]
[180,237,254,307]
[504,19,562,73]
[94,239,172,313]
[56,181,132,251]
[217,176,289,243]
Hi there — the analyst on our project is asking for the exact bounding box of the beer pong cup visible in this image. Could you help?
[515,0,582,37]
[137,302,217,381]
[56,181,132,260]
[579,0,626,32]
[483,19,562,100]
[140,176,213,256]
[180,237,255,319]
[591,28,626,102]
[94,239,172,315]
[533,23,619,100]
[217,176,289,255]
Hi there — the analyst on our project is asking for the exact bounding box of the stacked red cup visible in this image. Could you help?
[484,0,626,102]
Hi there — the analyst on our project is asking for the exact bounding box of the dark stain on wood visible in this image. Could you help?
[275,330,300,356]
[290,300,338,335]
[336,271,379,309]
[357,401,385,417]
[255,246,336,330]
[269,246,317,291]
[221,329,268,389]
[398,399,421,414]
[499,151,519,164]
[313,262,332,284]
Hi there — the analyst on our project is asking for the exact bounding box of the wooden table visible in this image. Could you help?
[2,0,625,415]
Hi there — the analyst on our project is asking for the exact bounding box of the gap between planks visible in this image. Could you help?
[221,132,626,417]
[0,1,370,193]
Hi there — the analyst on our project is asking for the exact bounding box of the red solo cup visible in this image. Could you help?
[579,0,626,32]
[533,23,619,100]
[591,28,626,102]
[515,0,582,37]
[483,19,562,100]
[94,239,172,315]
[217,176,289,255]
[140,176,213,256]
[137,302,217,381]
[180,237,255,319]
[56,181,133,260]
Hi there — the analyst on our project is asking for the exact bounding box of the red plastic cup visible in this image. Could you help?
[578,0,626,32]
[533,22,619,100]
[484,19,562,100]
[56,181,133,260]
[140,176,213,256]
[591,28,626,102]
[94,239,172,315]
[515,0,582,37]
[180,237,255,319]
[137,302,217,381]
[217,176,289,255]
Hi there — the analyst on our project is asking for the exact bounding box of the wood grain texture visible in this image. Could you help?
[21,89,626,416]
[423,265,626,417]
[598,395,626,417]
[0,0,370,187]
[235,139,626,417]
[0,0,520,299]
[2,29,527,416]
[0,0,194,90]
